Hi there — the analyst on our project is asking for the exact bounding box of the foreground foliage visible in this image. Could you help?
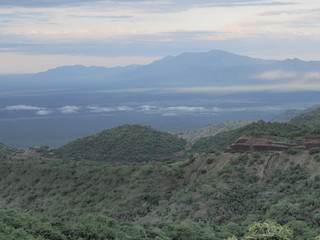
[1,149,320,239]
[0,211,315,240]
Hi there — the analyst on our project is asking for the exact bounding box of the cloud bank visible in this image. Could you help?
[4,105,52,115]
[0,0,291,8]
[58,105,80,114]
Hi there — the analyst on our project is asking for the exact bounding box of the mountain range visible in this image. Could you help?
[2,49,320,90]
[1,49,320,149]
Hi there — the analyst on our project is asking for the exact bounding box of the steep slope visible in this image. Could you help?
[290,107,320,128]
[271,104,320,122]
[173,120,254,143]
[53,124,187,161]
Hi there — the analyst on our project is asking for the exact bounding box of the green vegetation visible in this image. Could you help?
[174,120,255,143]
[0,209,212,239]
[310,148,320,155]
[53,124,187,162]
[290,107,320,129]
[0,141,16,160]
[285,148,301,155]
[1,150,320,239]
[2,107,320,239]
[1,210,301,240]
[227,220,293,240]
[191,120,320,153]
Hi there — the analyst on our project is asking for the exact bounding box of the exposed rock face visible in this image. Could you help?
[226,136,320,152]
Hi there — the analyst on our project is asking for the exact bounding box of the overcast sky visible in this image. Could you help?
[1,0,320,73]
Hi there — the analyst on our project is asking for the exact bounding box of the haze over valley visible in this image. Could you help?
[1,50,320,148]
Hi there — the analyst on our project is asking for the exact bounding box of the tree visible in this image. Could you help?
[244,220,293,240]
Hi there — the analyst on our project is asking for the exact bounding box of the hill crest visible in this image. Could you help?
[53,124,187,162]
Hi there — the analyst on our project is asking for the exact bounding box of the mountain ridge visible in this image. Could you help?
[2,49,320,90]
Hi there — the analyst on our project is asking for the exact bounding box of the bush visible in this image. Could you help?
[285,148,301,155]
[206,158,214,165]
[244,220,293,240]
[314,155,320,162]
[310,148,320,155]
[200,169,207,174]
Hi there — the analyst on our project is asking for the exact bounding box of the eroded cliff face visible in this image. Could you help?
[225,135,320,153]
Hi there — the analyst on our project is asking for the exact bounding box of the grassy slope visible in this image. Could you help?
[1,150,320,238]
[53,124,187,162]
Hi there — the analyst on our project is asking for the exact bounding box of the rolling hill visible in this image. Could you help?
[53,124,187,162]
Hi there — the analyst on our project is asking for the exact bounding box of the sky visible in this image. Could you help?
[1,0,320,73]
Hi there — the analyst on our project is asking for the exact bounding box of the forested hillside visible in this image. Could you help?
[1,149,320,239]
[53,124,187,162]
[1,108,320,239]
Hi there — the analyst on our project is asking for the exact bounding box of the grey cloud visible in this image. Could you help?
[0,0,108,8]
[162,106,206,112]
[253,71,320,81]
[0,30,223,55]
[139,105,213,116]
[96,88,157,93]
[5,105,41,111]
[3,31,317,59]
[117,106,134,111]
[170,0,292,7]
[0,12,54,25]
[36,109,52,115]
[140,105,157,112]
[58,105,80,114]
[0,0,293,8]
[4,105,52,115]
[87,106,114,112]
[253,70,298,81]
[162,81,320,94]
[67,14,134,20]
[259,8,320,16]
